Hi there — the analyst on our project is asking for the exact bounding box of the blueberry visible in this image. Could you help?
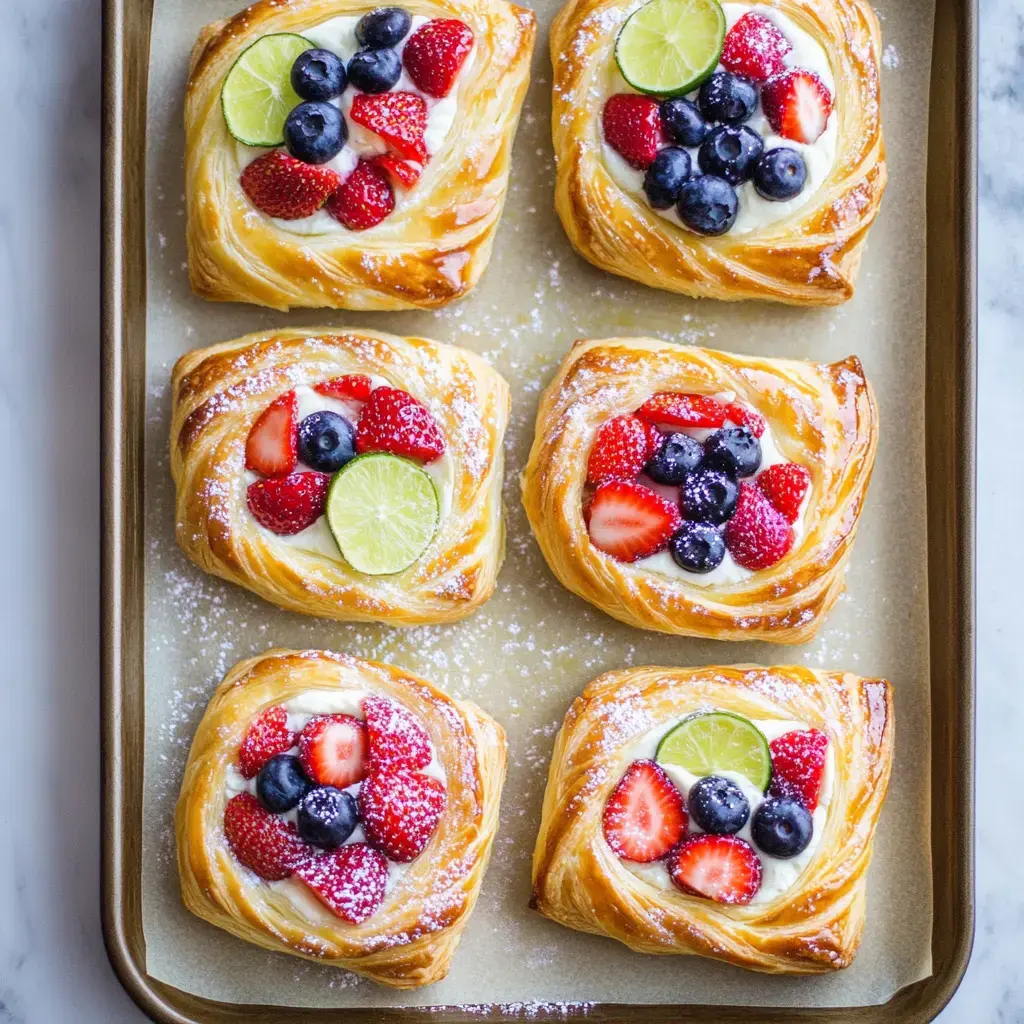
[680,468,739,524]
[676,175,739,236]
[297,787,360,849]
[688,776,750,834]
[698,124,764,185]
[347,48,402,93]
[660,97,708,148]
[669,520,726,573]
[703,427,761,478]
[284,101,346,165]
[356,7,413,48]
[753,147,807,201]
[642,147,692,210]
[698,71,759,124]
[751,796,813,858]
[256,755,313,813]
[644,432,704,484]
[290,49,347,101]
[298,411,356,472]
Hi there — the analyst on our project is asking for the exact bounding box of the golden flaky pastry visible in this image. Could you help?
[177,648,507,988]
[550,0,886,304]
[171,328,509,625]
[531,664,893,973]
[521,338,877,643]
[186,0,536,310]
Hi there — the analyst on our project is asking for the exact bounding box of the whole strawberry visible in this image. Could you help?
[602,94,663,170]
[239,705,296,779]
[240,151,340,219]
[246,471,330,535]
[587,414,649,485]
[720,12,792,81]
[362,696,433,771]
[724,480,794,569]
[325,160,395,230]
[769,728,829,810]
[356,386,445,462]
[758,462,811,522]
[359,768,447,862]
[223,793,308,880]
[294,843,389,923]
[403,19,474,98]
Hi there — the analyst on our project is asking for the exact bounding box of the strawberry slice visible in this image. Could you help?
[602,759,687,862]
[757,462,811,523]
[359,768,447,862]
[239,150,340,220]
[374,154,423,188]
[350,93,428,162]
[587,480,682,562]
[223,793,308,880]
[402,19,474,98]
[587,414,650,486]
[325,160,395,231]
[725,402,766,438]
[720,12,792,81]
[769,728,829,811]
[246,391,297,476]
[356,386,445,462]
[724,480,795,569]
[362,696,432,771]
[602,94,663,170]
[761,68,834,145]
[636,392,728,431]
[294,843,389,923]
[314,375,373,402]
[246,471,330,535]
[298,714,369,790]
[238,705,296,779]
[668,834,762,904]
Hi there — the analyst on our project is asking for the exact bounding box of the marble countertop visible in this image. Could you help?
[0,0,1017,1019]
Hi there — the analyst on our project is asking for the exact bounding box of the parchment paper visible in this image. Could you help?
[141,0,934,1009]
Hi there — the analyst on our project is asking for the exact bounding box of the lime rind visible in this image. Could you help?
[656,710,772,791]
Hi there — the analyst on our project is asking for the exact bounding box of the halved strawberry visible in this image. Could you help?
[636,392,728,431]
[761,68,834,144]
[602,759,687,862]
[325,160,395,231]
[402,19,474,98]
[362,695,432,771]
[720,12,792,81]
[239,705,296,779]
[587,480,682,562]
[223,793,308,880]
[757,462,811,523]
[239,150,340,220]
[724,481,795,569]
[725,402,766,438]
[246,471,330,535]
[668,834,762,904]
[769,728,829,811]
[587,414,649,486]
[350,93,428,162]
[375,154,423,188]
[294,843,389,923]
[359,768,447,862]
[356,386,445,462]
[602,94,663,170]
[314,375,373,402]
[298,714,369,790]
[246,391,297,476]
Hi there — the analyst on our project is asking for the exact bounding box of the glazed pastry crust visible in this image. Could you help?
[521,338,877,643]
[171,328,509,625]
[550,0,886,304]
[531,664,893,973]
[176,648,507,988]
[186,0,536,310]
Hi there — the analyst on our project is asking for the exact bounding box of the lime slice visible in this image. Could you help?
[221,34,312,146]
[656,711,772,791]
[615,0,726,97]
[325,454,439,575]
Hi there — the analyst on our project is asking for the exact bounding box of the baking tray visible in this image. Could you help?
[100,0,977,1017]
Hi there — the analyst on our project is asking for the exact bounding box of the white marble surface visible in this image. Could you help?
[0,0,1018,1020]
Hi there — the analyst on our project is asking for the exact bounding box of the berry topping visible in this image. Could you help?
[760,68,834,145]
[298,410,356,473]
[753,147,807,201]
[356,7,414,49]
[698,71,759,124]
[680,468,739,525]
[669,520,726,573]
[769,728,829,810]
[751,796,813,858]
[687,775,751,835]
[757,462,811,522]
[601,759,687,862]
[296,786,360,848]
[698,124,764,186]
[294,843,389,923]
[643,147,692,210]
[636,392,727,430]
[668,833,762,904]
[256,754,313,814]
[350,92,428,162]
[346,47,403,93]
[720,12,792,82]
[703,426,762,478]
[356,386,445,462]
[375,153,423,188]
[362,695,433,771]
[240,150,340,220]
[724,481,795,569]
[326,159,395,230]
[587,480,682,562]
[223,793,307,881]
[291,48,348,102]
[587,414,650,486]
[245,390,297,476]
[602,94,663,170]
[239,705,295,779]
[642,422,666,460]
[403,19,474,98]
[299,714,369,790]
[677,175,739,235]
[314,374,374,402]
[359,768,447,862]
[724,402,766,438]
[284,100,347,165]
[659,97,708,148]
[247,471,330,535]
[644,432,704,484]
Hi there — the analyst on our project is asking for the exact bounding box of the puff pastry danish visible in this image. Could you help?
[550,0,886,304]
[186,0,535,310]
[521,338,877,643]
[177,648,506,988]
[531,664,893,973]
[171,328,509,625]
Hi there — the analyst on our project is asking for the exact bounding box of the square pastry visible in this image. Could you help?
[186,0,536,310]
